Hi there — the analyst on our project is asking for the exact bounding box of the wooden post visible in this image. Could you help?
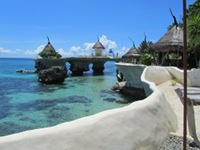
[183,0,188,149]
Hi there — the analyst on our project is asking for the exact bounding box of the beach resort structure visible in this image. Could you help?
[34,38,126,76]
[122,44,141,63]
[39,37,62,59]
[0,63,200,149]
[151,26,183,67]
[92,38,105,56]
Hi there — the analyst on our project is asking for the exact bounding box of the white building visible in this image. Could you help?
[92,39,105,56]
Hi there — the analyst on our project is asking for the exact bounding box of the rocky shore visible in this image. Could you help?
[112,81,146,103]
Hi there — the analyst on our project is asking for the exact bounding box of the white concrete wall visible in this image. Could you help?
[116,63,146,88]
[0,64,179,150]
[166,67,183,83]
[187,68,200,87]
[145,66,172,85]
[166,67,200,87]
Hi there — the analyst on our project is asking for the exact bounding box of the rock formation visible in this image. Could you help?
[38,66,67,84]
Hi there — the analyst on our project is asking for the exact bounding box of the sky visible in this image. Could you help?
[0,0,195,58]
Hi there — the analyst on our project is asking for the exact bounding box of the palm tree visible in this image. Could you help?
[187,0,200,67]
[138,34,153,53]
[138,34,156,65]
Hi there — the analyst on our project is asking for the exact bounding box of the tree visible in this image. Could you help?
[138,34,156,65]
[187,0,200,51]
[138,34,153,53]
[187,0,200,67]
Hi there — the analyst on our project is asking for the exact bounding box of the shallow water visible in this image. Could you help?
[0,58,130,136]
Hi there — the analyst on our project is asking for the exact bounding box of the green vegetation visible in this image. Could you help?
[170,79,177,86]
[187,0,200,68]
[138,35,156,65]
[139,53,156,65]
[39,50,62,59]
[137,0,200,68]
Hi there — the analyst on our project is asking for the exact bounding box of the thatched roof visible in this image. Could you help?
[151,26,183,52]
[122,47,141,58]
[39,37,62,58]
[92,39,105,50]
[43,38,56,53]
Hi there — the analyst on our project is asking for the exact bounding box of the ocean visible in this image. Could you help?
[0,58,130,136]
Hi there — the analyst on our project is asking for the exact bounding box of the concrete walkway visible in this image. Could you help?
[157,81,200,139]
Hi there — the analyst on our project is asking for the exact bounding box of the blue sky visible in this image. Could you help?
[0,0,195,58]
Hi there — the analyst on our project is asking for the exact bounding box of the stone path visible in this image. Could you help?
[157,81,200,139]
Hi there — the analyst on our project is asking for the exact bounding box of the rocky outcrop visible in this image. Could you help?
[16,69,36,73]
[112,81,146,102]
[34,58,66,73]
[68,61,90,76]
[38,66,67,84]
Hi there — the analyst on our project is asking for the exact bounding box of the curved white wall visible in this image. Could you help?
[116,63,146,88]
[166,67,200,87]
[0,64,179,150]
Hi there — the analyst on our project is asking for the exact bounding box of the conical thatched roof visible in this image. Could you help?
[151,26,183,52]
[43,38,56,53]
[122,47,141,58]
[92,39,105,50]
[39,37,62,58]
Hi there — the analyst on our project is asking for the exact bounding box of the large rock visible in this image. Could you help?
[38,66,67,84]
[34,58,66,73]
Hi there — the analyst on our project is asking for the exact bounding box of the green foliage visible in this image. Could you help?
[187,14,200,52]
[167,23,183,31]
[187,0,200,67]
[170,80,177,86]
[139,53,156,65]
[168,53,182,60]
[138,36,153,53]
[39,49,62,59]
[138,35,156,65]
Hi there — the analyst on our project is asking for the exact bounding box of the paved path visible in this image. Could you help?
[157,81,200,139]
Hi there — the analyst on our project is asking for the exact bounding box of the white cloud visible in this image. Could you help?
[0,48,17,54]
[115,46,129,57]
[64,35,118,57]
[83,42,95,51]
[0,35,122,58]
[99,35,117,50]
[24,45,45,56]
[57,48,74,57]
[70,46,82,53]
[121,46,129,52]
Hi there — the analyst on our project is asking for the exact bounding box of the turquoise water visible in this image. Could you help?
[0,58,129,136]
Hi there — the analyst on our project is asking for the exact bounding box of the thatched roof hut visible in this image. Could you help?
[43,39,56,53]
[39,37,62,58]
[92,40,105,50]
[122,47,141,58]
[122,45,141,63]
[151,26,183,66]
[151,26,183,52]
[92,38,105,56]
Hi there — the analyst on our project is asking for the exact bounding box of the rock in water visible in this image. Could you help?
[38,66,67,84]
